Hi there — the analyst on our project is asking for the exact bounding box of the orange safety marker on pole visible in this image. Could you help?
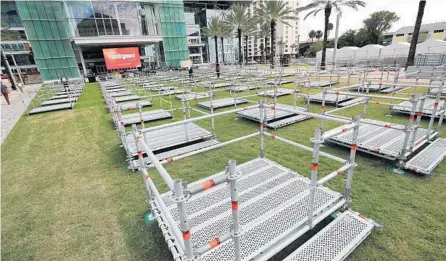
[209,237,221,248]
[202,179,215,190]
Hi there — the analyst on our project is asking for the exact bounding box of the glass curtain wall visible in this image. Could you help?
[1,1,23,27]
[64,1,161,38]
[158,0,189,67]
[16,1,79,80]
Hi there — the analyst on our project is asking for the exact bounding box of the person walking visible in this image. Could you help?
[188,66,193,80]
[1,79,11,105]
[216,63,221,78]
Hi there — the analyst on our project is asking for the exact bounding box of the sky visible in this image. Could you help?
[297,0,446,41]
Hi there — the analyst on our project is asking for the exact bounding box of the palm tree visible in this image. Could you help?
[255,0,296,68]
[291,43,299,56]
[243,21,258,64]
[309,30,316,43]
[327,22,334,36]
[406,0,426,69]
[315,30,323,41]
[258,22,271,63]
[299,0,366,69]
[220,24,232,64]
[225,2,253,65]
[202,17,226,65]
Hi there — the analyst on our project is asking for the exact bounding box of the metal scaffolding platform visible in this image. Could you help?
[41,97,77,106]
[257,88,296,97]
[352,84,392,92]
[123,123,212,156]
[283,210,374,261]
[379,86,405,94]
[328,119,435,160]
[161,158,345,260]
[131,139,220,169]
[198,98,248,110]
[114,95,141,102]
[175,92,213,101]
[338,97,368,107]
[116,100,152,110]
[404,138,446,175]
[105,88,126,93]
[109,91,133,97]
[305,93,353,104]
[236,104,310,129]
[308,81,338,88]
[229,85,264,93]
[267,79,293,85]
[28,103,73,115]
[204,82,232,88]
[393,99,445,117]
[120,109,172,125]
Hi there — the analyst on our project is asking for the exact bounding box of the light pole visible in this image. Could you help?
[332,12,341,70]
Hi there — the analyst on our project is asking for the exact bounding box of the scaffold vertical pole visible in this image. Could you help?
[409,96,426,152]
[344,116,359,209]
[426,81,444,140]
[397,95,419,170]
[307,128,323,227]
[435,100,446,132]
[228,160,241,261]
[138,104,145,129]
[260,102,265,158]
[320,88,327,131]
[173,180,194,260]
[362,98,369,118]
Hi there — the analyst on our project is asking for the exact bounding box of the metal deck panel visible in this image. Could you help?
[175,92,213,101]
[229,85,264,92]
[257,88,296,97]
[265,114,311,129]
[405,138,446,175]
[29,103,73,115]
[124,123,212,155]
[203,82,233,88]
[41,98,76,106]
[393,99,444,117]
[308,81,338,88]
[379,86,405,93]
[116,100,152,110]
[131,139,220,168]
[114,95,141,102]
[236,104,306,123]
[267,79,293,85]
[109,91,133,97]
[338,97,368,107]
[197,98,248,110]
[104,88,126,93]
[306,93,353,104]
[353,84,392,92]
[121,109,172,125]
[284,210,374,261]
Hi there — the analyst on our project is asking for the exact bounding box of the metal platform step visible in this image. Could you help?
[284,210,374,261]
[267,79,293,85]
[130,139,220,169]
[307,81,338,88]
[159,158,345,260]
[123,122,212,156]
[257,88,296,97]
[266,114,311,129]
[338,97,368,107]
[198,98,248,110]
[114,95,141,102]
[41,97,77,106]
[115,100,152,111]
[353,84,392,92]
[305,93,353,104]
[29,103,73,115]
[393,99,444,117]
[109,91,133,97]
[404,138,446,175]
[120,109,172,125]
[175,92,214,101]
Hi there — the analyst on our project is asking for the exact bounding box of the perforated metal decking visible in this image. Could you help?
[198,98,248,110]
[257,88,296,97]
[404,138,446,175]
[159,158,349,261]
[283,210,374,261]
[120,109,172,125]
[393,99,445,117]
[305,93,353,104]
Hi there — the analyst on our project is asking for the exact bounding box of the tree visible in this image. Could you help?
[327,22,334,37]
[258,22,271,63]
[255,0,296,68]
[354,28,370,47]
[309,30,316,42]
[243,21,257,64]
[337,29,356,48]
[299,0,366,69]
[220,25,232,64]
[225,3,253,65]
[406,0,426,69]
[363,11,399,44]
[315,30,323,41]
[202,17,226,65]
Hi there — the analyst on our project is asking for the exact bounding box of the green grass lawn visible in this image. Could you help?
[2,80,445,261]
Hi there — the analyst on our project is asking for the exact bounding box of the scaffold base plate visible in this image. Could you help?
[123,122,212,156]
[404,138,446,175]
[198,98,248,110]
[159,158,345,260]
[120,109,172,125]
[29,103,73,115]
[283,210,374,261]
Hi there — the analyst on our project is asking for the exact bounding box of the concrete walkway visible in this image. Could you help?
[1,83,41,144]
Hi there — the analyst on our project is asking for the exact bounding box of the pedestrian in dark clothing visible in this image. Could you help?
[216,64,220,78]
[188,66,193,79]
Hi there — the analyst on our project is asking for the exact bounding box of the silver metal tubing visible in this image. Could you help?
[187,174,227,196]
[263,132,347,163]
[307,129,323,227]
[274,106,352,124]
[193,232,232,255]
[173,180,194,259]
[426,82,444,140]
[344,117,360,209]
[140,105,256,134]
[325,90,410,101]
[317,163,353,185]
[139,138,175,191]
[367,81,442,89]
[228,160,241,261]
[321,123,358,140]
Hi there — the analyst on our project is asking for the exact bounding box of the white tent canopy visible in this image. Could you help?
[380,42,410,58]
[416,39,446,54]
[355,44,384,60]
[336,46,359,61]
[316,48,334,63]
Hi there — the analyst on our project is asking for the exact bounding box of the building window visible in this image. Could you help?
[396,34,404,37]
[434,29,444,33]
